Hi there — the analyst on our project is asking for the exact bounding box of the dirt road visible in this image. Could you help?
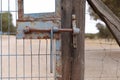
[85,39,120,80]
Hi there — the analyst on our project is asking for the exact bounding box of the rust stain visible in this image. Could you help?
[56,53,62,80]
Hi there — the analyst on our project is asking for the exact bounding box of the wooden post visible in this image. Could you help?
[61,0,73,80]
[71,0,85,80]
[61,0,85,80]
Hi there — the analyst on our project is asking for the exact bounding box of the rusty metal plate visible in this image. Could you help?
[17,19,61,39]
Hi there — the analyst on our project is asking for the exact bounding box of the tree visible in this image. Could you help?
[85,33,97,39]
[96,23,113,39]
[0,12,16,33]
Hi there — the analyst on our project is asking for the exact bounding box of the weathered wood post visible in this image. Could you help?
[61,0,85,80]
[71,0,86,80]
[61,0,73,79]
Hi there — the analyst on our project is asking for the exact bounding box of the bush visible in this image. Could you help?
[85,33,97,39]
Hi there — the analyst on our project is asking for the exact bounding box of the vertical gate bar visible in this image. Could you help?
[55,0,62,79]
[54,40,56,80]
[23,39,25,80]
[0,0,2,79]
[46,39,48,80]
[16,0,18,79]
[8,0,10,79]
[50,29,53,73]
[18,0,24,19]
[16,37,18,80]
[38,40,41,80]
[30,39,33,80]
[56,40,62,80]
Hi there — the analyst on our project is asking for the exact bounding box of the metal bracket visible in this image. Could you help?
[72,15,79,48]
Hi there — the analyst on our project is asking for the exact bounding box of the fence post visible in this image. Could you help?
[71,0,85,80]
[61,0,85,80]
[61,0,73,80]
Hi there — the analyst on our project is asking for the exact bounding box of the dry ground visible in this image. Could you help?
[0,35,120,80]
[85,39,120,80]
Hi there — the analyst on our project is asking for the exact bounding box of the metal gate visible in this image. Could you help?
[0,0,62,80]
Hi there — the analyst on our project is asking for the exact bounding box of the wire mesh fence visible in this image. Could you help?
[85,39,120,80]
[0,37,57,80]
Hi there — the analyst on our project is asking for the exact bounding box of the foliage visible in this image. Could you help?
[85,23,113,39]
[96,23,113,39]
[85,33,97,39]
[0,12,16,33]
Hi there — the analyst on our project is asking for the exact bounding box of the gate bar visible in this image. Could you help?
[23,26,80,34]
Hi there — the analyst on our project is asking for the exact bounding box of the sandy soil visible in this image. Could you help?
[85,39,120,80]
[0,35,120,80]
